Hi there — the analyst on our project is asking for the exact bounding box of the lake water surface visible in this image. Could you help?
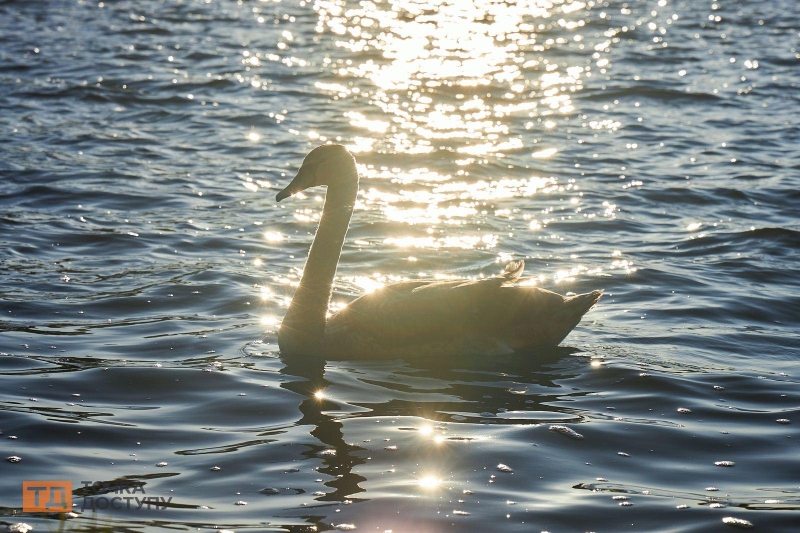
[1,0,799,531]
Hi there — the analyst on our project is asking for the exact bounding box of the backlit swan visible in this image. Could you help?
[275,144,602,358]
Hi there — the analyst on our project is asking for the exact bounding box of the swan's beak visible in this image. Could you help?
[276,164,316,202]
[275,187,293,202]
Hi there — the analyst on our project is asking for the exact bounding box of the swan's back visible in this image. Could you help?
[322,261,601,359]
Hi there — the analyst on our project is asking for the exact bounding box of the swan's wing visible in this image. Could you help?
[327,261,527,348]
[497,259,524,283]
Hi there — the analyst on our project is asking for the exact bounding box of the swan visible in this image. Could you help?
[275,144,602,359]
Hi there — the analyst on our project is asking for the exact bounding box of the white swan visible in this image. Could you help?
[275,144,602,359]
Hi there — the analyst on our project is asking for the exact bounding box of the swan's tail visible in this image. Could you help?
[560,288,602,342]
[566,289,603,318]
[506,289,603,351]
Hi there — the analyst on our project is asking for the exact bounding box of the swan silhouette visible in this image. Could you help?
[275,144,602,358]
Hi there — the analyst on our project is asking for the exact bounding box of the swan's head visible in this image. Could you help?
[276,144,357,202]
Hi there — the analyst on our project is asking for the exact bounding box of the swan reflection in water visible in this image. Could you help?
[273,145,601,507]
[279,344,584,504]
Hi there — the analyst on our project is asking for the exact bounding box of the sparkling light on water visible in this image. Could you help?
[418,475,441,489]
[312,0,591,155]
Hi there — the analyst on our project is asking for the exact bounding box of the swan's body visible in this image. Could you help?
[276,144,602,359]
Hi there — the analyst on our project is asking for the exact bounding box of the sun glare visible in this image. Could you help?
[418,475,440,490]
[261,316,279,327]
[312,0,588,155]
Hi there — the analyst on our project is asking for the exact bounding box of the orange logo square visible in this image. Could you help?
[22,481,72,512]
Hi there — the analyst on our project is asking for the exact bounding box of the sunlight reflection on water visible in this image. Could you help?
[312,0,594,156]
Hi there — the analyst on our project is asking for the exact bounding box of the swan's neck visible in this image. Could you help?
[279,172,358,355]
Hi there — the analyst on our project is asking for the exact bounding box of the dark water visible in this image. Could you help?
[1,0,799,531]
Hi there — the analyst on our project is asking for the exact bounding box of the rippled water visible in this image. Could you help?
[1,0,799,531]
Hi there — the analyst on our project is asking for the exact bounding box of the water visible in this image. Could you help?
[1,0,799,531]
